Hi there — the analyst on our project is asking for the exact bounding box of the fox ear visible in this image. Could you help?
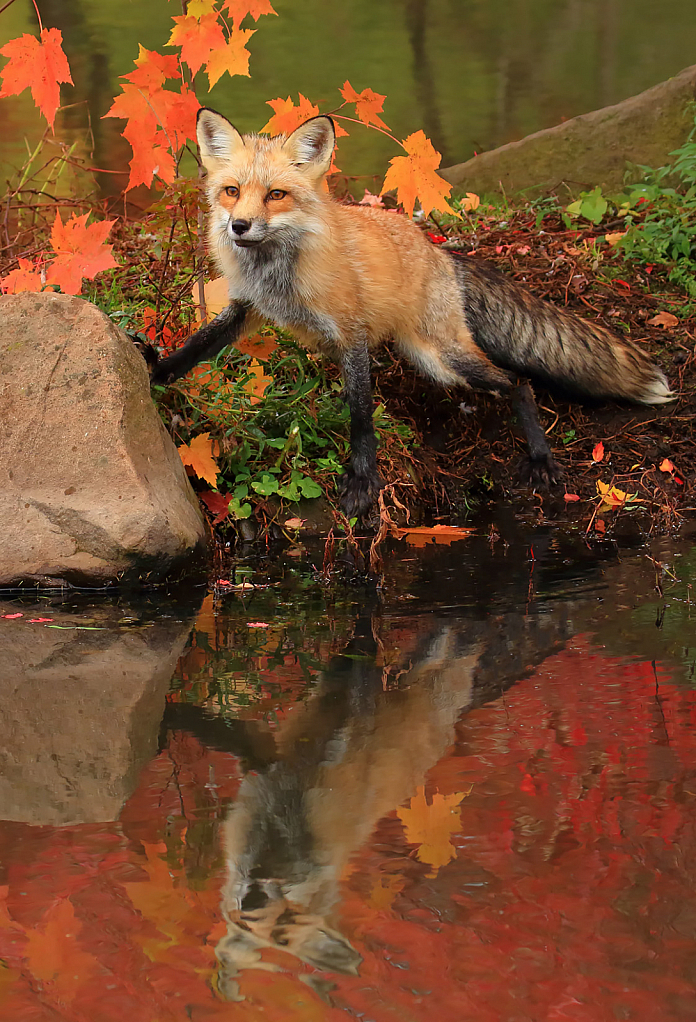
[197,108,245,168]
[281,116,335,176]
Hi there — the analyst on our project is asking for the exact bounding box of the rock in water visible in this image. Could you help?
[0,292,208,586]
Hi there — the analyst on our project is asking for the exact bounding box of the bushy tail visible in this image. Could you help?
[451,255,674,405]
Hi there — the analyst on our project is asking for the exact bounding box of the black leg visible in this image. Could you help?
[149,302,249,385]
[514,381,562,485]
[338,340,384,517]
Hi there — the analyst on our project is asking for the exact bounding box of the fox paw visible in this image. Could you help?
[338,470,384,519]
[524,454,563,487]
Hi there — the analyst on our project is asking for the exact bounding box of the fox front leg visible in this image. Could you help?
[513,381,562,485]
[149,301,250,385]
[338,339,384,518]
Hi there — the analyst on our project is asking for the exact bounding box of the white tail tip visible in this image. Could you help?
[639,374,675,405]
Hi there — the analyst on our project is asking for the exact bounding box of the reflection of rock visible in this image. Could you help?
[0,292,207,587]
[441,64,696,197]
[0,599,198,825]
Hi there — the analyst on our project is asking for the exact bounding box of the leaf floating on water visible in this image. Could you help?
[397,785,471,876]
[391,525,474,547]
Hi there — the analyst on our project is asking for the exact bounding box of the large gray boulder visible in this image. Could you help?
[441,64,696,198]
[0,292,208,586]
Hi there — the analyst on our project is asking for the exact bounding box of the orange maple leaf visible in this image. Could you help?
[592,441,605,463]
[205,26,255,88]
[178,432,220,487]
[381,130,458,218]
[340,80,389,131]
[397,786,470,876]
[168,13,225,78]
[0,27,72,130]
[45,212,118,295]
[237,332,278,360]
[223,0,278,22]
[105,78,198,188]
[261,94,320,135]
[0,258,44,294]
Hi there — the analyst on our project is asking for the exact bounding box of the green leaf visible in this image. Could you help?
[251,473,279,496]
[298,477,322,499]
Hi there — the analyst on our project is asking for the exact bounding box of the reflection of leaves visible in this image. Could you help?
[23,899,101,1003]
[397,785,471,875]
[391,525,474,547]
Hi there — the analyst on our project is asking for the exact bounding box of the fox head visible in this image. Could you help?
[196,107,335,251]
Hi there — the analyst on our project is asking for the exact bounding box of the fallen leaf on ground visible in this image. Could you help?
[237,333,278,359]
[659,458,676,474]
[648,311,679,329]
[592,441,605,463]
[177,433,219,487]
[604,231,627,245]
[283,517,304,529]
[461,192,480,211]
[191,276,229,321]
[242,359,273,403]
[596,479,642,511]
[199,490,232,525]
[564,493,581,502]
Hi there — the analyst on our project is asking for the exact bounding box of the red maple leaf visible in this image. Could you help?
[45,212,118,295]
[104,76,198,189]
[0,28,72,130]
[0,259,44,295]
[123,45,181,92]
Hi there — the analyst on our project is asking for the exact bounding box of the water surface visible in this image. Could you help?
[2,522,696,1020]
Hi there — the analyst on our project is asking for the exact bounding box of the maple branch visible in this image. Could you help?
[331,113,405,151]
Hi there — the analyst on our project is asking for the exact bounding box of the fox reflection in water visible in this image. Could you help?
[167,600,575,999]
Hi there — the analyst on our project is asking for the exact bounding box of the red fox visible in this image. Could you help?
[150,108,674,516]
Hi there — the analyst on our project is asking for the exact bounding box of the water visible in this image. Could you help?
[3,0,696,193]
[2,520,696,1020]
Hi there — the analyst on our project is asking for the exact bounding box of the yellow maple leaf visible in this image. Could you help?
[205,26,255,88]
[596,479,642,511]
[461,192,480,211]
[397,785,470,876]
[381,130,458,219]
[191,276,230,323]
[186,0,218,16]
[243,358,273,404]
[178,432,219,487]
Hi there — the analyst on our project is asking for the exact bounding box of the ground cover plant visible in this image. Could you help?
[1,0,695,545]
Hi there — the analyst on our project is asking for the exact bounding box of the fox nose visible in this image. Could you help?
[231,218,251,236]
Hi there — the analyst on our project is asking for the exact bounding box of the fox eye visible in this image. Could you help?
[267,189,287,201]
[224,185,239,198]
